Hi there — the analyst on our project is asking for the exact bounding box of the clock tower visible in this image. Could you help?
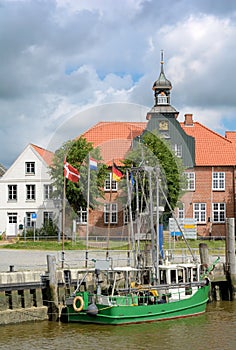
[146,50,179,121]
[144,51,195,168]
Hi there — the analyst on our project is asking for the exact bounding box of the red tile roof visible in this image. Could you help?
[80,119,236,167]
[31,144,54,166]
[81,122,146,165]
[180,122,236,166]
[225,131,236,144]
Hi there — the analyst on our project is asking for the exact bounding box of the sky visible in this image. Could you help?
[1,0,236,168]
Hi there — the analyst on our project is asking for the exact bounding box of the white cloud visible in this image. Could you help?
[1,0,236,167]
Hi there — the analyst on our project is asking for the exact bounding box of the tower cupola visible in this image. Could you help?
[146,51,178,119]
[152,50,172,106]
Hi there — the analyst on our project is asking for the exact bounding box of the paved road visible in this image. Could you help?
[0,249,129,272]
[0,248,223,272]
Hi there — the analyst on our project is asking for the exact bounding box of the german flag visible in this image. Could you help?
[112,162,123,181]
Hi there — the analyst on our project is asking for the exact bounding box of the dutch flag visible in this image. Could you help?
[89,157,98,170]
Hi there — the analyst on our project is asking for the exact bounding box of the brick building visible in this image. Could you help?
[78,56,236,238]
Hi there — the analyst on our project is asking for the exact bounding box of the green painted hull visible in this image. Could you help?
[62,285,210,325]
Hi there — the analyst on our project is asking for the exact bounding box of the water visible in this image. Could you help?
[0,301,235,350]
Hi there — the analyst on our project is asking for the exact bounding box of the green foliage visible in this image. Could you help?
[49,137,107,213]
[142,131,185,210]
[23,220,58,238]
[123,131,186,213]
[38,220,59,237]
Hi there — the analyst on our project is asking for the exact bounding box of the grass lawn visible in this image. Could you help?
[0,237,226,253]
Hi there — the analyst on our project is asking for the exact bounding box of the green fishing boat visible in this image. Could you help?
[61,264,210,325]
[61,166,211,325]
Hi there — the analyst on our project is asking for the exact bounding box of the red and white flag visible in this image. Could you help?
[64,161,80,183]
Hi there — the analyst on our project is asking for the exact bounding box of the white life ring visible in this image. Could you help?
[73,295,84,312]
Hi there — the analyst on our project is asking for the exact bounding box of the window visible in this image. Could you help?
[26,212,35,227]
[26,185,36,200]
[104,203,118,224]
[184,172,195,191]
[8,212,17,223]
[177,203,185,219]
[44,184,53,200]
[8,185,17,200]
[77,207,87,224]
[212,203,225,223]
[43,211,53,224]
[25,162,35,174]
[212,172,225,190]
[104,173,117,191]
[173,144,182,158]
[193,203,206,223]
[170,270,177,283]
[158,94,167,104]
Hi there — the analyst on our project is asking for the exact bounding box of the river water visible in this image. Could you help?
[0,301,235,350]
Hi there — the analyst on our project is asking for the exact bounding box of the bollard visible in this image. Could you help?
[199,243,209,272]
[47,254,59,321]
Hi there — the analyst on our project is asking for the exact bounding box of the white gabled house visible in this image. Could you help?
[0,144,58,237]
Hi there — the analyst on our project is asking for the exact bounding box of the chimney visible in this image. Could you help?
[184,114,193,126]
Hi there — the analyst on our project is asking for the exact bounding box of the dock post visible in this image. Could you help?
[226,218,236,300]
[47,254,59,321]
[199,243,209,271]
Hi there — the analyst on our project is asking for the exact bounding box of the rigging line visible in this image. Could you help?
[159,182,197,262]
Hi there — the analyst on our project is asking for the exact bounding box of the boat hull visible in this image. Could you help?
[62,284,210,325]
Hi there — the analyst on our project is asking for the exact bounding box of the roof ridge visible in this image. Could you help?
[181,121,232,144]
[82,121,146,136]
[30,143,53,153]
[30,143,54,166]
[94,121,146,125]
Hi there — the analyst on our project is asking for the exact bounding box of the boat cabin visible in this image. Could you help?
[159,263,200,285]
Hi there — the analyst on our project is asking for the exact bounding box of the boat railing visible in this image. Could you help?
[118,280,207,295]
[96,280,208,305]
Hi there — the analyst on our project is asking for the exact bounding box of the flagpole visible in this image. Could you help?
[62,172,66,269]
[62,158,80,269]
[85,153,91,267]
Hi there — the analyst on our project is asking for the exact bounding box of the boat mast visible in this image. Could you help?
[126,169,136,267]
[155,166,160,283]
[146,165,159,285]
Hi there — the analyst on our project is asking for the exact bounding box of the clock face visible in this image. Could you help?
[159,120,169,131]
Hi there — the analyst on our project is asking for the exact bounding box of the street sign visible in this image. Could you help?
[31,213,37,221]
[169,218,197,239]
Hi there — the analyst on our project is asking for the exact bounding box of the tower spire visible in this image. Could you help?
[160,49,164,73]
[146,52,179,120]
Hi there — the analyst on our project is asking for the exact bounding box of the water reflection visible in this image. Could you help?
[0,301,235,350]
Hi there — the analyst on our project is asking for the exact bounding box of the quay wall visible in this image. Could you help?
[0,269,64,325]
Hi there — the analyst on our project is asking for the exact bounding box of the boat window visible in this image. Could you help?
[177,269,184,283]
[193,268,198,281]
[187,268,192,282]
[170,270,177,283]
[160,270,167,284]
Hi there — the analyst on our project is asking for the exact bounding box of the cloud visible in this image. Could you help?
[1,0,236,168]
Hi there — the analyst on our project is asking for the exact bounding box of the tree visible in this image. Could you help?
[49,137,107,213]
[123,131,186,215]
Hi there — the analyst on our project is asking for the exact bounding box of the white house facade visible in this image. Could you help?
[0,144,58,237]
